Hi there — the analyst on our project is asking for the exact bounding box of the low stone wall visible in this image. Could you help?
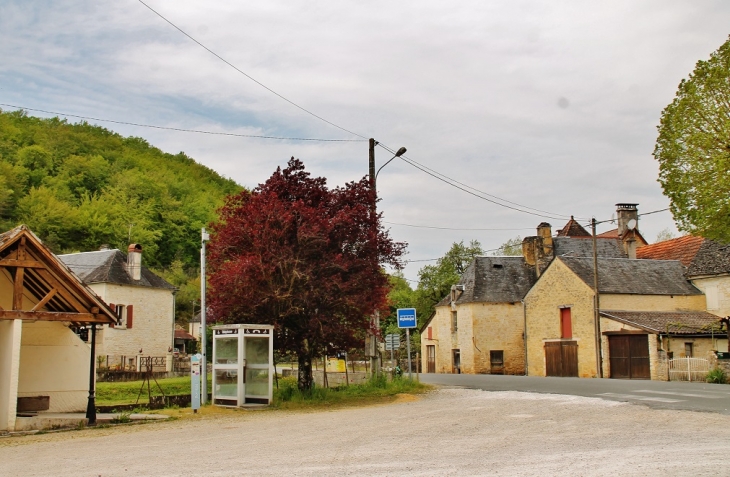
[280,369,370,387]
[708,352,730,383]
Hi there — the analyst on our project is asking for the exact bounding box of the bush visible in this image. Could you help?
[706,368,727,384]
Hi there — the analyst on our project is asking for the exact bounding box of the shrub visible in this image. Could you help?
[706,368,727,384]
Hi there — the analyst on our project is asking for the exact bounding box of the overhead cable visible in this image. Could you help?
[0,103,364,142]
[137,0,367,140]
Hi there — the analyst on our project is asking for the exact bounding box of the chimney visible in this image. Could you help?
[522,223,554,276]
[99,244,110,251]
[616,203,639,238]
[127,244,143,281]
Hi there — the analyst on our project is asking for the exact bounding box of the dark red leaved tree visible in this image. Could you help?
[207,158,406,390]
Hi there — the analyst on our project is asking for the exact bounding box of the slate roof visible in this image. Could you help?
[553,237,626,259]
[58,249,175,290]
[637,236,730,277]
[558,257,701,296]
[556,216,591,237]
[600,310,723,335]
[437,256,537,307]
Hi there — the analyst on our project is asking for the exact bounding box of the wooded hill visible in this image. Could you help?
[0,109,241,271]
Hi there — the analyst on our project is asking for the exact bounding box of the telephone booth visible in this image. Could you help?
[212,324,274,406]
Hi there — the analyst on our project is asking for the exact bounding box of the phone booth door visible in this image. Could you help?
[243,336,270,404]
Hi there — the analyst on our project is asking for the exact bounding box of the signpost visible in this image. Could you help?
[191,353,201,413]
[397,308,417,378]
[385,333,400,371]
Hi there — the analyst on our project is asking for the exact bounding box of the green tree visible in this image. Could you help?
[654,35,730,243]
[493,236,522,256]
[415,240,484,322]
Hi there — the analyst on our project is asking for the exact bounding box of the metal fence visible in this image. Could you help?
[668,357,710,382]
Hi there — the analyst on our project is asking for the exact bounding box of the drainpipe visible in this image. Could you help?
[86,324,97,425]
[522,300,528,376]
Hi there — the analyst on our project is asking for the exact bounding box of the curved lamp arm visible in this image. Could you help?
[375,147,407,185]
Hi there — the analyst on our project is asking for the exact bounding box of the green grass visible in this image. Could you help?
[96,376,211,406]
[272,375,430,409]
[97,374,430,409]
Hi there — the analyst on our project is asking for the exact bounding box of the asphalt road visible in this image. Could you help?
[419,373,730,414]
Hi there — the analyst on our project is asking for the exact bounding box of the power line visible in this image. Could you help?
[137,0,367,140]
[384,221,533,231]
[0,103,365,142]
[377,143,585,221]
[376,144,574,221]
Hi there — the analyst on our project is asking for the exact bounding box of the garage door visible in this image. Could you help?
[544,341,578,377]
[608,334,650,379]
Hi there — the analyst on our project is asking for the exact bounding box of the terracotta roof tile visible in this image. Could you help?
[557,216,591,237]
[636,236,704,266]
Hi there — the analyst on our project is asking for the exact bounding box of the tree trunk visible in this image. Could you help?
[297,340,314,391]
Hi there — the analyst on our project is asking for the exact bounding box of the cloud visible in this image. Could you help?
[2,0,729,281]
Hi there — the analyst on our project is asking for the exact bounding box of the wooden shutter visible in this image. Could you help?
[427,327,432,340]
[126,305,134,329]
[109,303,116,328]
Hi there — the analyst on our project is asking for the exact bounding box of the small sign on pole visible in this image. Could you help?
[396,308,417,379]
[191,353,201,413]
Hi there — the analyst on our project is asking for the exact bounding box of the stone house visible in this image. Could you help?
[524,256,721,380]
[637,235,730,325]
[59,245,176,370]
[0,225,116,431]
[421,257,536,375]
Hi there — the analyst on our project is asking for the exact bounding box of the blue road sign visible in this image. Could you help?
[397,308,417,328]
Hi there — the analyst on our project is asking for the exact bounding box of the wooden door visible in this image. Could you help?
[609,334,650,379]
[426,345,436,373]
[545,341,578,377]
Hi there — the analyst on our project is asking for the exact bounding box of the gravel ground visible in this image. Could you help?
[1,388,729,476]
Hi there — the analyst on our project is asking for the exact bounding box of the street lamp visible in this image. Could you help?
[375,146,407,187]
[367,140,406,377]
[200,228,210,404]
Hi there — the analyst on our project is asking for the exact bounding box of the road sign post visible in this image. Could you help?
[397,308,417,379]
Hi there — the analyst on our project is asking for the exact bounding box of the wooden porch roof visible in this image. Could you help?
[0,225,116,325]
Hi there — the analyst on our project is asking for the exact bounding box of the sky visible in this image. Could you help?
[2,1,729,284]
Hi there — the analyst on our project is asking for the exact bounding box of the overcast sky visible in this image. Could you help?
[2,1,729,284]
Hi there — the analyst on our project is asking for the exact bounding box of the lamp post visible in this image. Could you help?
[367,139,407,377]
[200,228,210,404]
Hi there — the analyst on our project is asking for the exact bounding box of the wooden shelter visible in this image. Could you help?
[0,225,116,431]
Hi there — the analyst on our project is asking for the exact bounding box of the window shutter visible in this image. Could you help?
[126,305,134,329]
[560,308,572,339]
[109,303,116,328]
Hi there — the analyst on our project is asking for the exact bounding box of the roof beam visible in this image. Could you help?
[0,310,112,324]
[31,288,58,312]
[0,259,45,268]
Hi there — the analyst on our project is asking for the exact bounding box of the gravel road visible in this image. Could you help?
[1,388,729,476]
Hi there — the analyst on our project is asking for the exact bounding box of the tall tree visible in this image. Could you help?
[207,158,406,390]
[493,235,523,256]
[415,240,484,321]
[654,35,730,243]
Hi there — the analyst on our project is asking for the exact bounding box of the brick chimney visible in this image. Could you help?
[615,203,639,259]
[127,244,143,281]
[616,203,639,238]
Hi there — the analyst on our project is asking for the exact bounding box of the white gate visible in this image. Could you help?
[668,357,710,382]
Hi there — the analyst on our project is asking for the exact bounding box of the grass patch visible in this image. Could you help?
[706,368,728,384]
[272,375,430,410]
[96,376,211,406]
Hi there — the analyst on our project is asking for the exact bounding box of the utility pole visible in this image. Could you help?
[591,218,603,378]
[368,138,379,377]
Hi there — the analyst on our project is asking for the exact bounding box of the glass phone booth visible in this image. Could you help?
[212,324,274,406]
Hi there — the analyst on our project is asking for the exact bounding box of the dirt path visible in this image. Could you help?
[1,388,729,476]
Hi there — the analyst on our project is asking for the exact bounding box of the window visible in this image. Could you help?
[110,303,134,329]
[560,307,572,339]
[451,310,458,332]
[684,342,693,358]
[490,350,504,366]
